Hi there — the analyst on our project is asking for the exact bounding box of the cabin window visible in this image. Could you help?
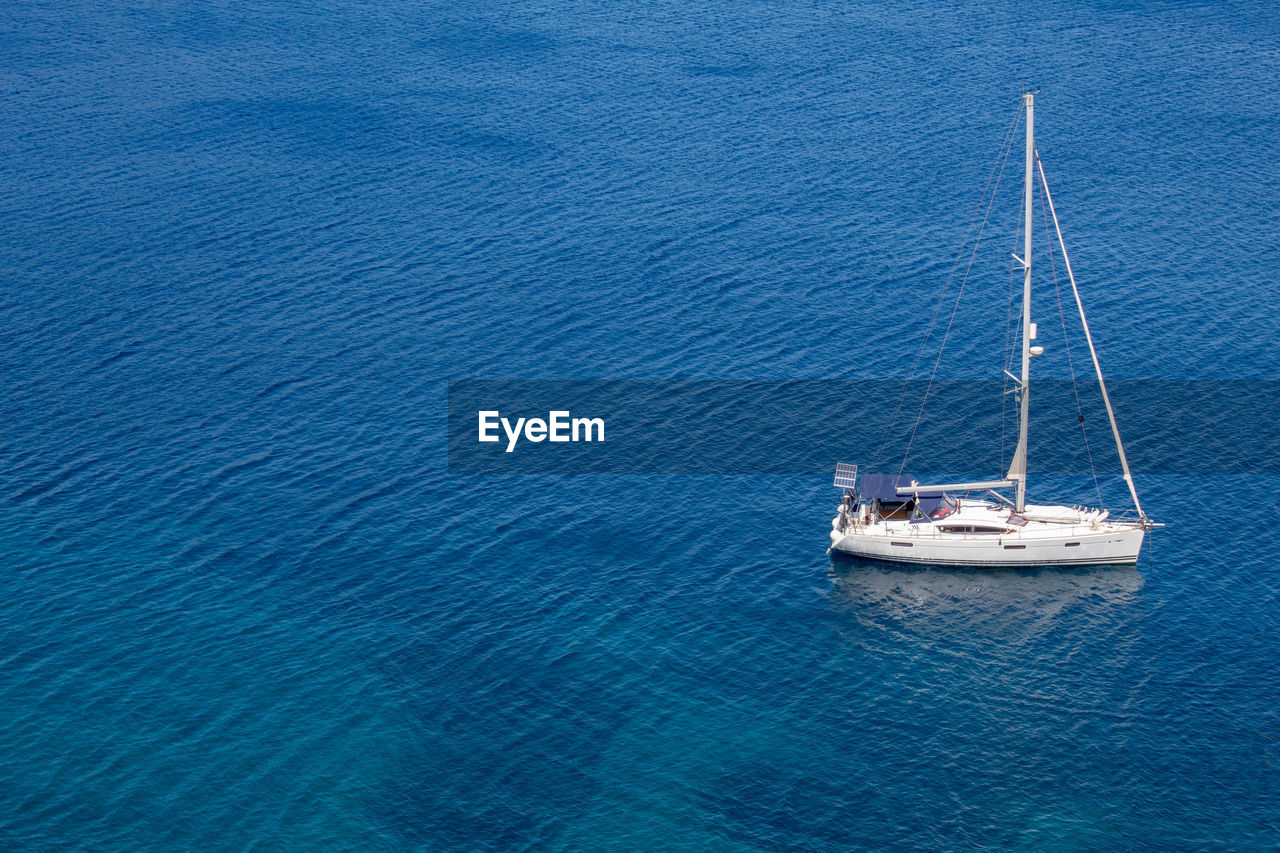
[1064,542,1081,547]
[939,525,1010,535]
[1003,544,1026,550]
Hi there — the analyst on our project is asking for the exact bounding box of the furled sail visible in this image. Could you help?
[1006,434,1026,483]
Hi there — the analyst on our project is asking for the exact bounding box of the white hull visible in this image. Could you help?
[824,97,1158,565]
[829,501,1145,567]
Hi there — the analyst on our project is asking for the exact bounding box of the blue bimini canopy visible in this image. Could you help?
[858,473,911,501]
[860,473,945,522]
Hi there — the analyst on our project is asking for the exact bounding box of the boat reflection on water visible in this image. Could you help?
[826,552,1144,628]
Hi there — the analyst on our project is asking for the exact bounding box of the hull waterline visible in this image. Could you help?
[829,518,1145,567]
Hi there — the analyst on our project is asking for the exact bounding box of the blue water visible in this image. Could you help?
[2,0,1278,849]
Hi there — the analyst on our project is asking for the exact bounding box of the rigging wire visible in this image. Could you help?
[870,103,1023,470]
[1000,179,1026,472]
[897,106,1021,475]
[1036,151,1105,507]
[1036,154,1145,519]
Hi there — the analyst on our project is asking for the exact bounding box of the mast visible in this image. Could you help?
[1009,91,1034,513]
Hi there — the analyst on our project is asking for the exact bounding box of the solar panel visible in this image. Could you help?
[833,463,858,489]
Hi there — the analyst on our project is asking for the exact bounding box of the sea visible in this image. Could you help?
[1,0,1277,850]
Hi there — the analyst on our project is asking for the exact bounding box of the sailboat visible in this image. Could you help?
[829,93,1158,567]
